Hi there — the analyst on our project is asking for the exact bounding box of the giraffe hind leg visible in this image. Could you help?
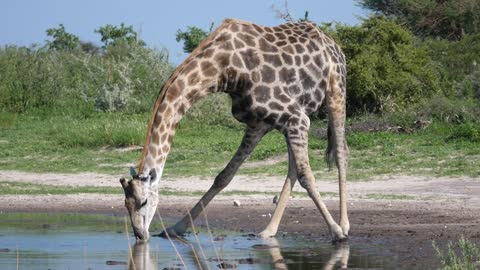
[326,71,350,236]
[286,114,347,242]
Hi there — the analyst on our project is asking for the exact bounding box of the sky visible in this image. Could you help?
[1,0,367,64]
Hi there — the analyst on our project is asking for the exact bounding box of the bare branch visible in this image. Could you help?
[271,0,295,22]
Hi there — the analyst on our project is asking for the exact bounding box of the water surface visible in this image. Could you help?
[0,213,396,269]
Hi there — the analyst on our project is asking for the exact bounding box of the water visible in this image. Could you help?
[0,213,396,269]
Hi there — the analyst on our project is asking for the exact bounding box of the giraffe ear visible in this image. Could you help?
[148,168,157,183]
[120,177,128,189]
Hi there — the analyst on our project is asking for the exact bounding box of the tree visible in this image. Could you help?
[357,0,480,40]
[45,24,80,51]
[95,23,145,48]
[175,23,213,53]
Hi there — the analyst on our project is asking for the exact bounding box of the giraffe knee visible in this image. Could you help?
[212,176,231,189]
[298,175,312,190]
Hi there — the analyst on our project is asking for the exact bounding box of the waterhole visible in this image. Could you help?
[0,212,397,269]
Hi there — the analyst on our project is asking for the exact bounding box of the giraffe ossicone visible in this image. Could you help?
[120,18,349,243]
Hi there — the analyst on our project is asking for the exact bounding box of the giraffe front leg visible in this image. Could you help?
[258,176,295,238]
[259,145,297,238]
[158,126,268,237]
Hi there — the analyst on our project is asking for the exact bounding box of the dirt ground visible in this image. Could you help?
[1,171,479,268]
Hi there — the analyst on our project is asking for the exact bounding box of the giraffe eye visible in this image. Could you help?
[141,199,148,207]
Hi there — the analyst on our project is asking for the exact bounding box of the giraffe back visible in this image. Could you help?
[176,19,347,130]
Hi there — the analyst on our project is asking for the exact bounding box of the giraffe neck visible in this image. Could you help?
[138,71,216,179]
[137,20,235,180]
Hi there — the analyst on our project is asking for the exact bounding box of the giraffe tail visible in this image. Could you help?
[324,124,335,169]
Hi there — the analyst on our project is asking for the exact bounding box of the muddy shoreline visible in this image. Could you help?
[1,172,480,269]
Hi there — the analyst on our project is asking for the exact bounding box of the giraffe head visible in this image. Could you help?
[120,167,159,243]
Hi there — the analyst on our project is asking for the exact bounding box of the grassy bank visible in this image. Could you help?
[1,109,479,180]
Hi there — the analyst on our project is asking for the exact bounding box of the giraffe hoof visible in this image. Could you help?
[341,222,350,237]
[330,225,348,243]
[331,234,349,244]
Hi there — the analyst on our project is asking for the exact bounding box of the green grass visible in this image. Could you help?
[0,181,338,199]
[364,193,415,200]
[433,237,480,270]
[0,181,121,195]
[0,212,174,232]
[0,111,479,180]
[0,212,126,231]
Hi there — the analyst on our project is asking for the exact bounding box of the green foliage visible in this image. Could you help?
[357,0,480,40]
[181,94,242,129]
[176,23,213,53]
[413,96,480,124]
[447,123,480,142]
[95,23,145,48]
[0,46,63,112]
[321,16,444,114]
[45,24,80,51]
[2,111,480,178]
[423,34,480,99]
[93,46,174,112]
[79,41,101,55]
[51,114,148,147]
[423,34,480,81]
[433,237,480,270]
[0,43,173,113]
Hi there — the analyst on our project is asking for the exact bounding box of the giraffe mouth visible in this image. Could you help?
[134,229,146,241]
[134,216,147,242]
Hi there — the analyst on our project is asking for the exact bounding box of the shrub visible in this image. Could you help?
[423,34,480,99]
[0,44,174,114]
[433,237,480,270]
[321,17,446,114]
[447,123,480,142]
[413,96,480,124]
[181,93,242,129]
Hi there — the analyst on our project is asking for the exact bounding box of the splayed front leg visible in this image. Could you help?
[259,145,297,238]
[158,126,268,238]
[258,176,293,238]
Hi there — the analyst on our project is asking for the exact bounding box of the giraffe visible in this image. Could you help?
[120,18,349,243]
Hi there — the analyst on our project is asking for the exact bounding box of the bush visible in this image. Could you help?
[423,34,480,82]
[0,46,60,112]
[413,96,480,124]
[321,17,446,114]
[181,93,242,130]
[447,123,480,142]
[0,44,174,114]
[423,34,480,99]
[94,45,174,112]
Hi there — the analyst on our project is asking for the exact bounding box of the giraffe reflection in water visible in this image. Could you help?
[127,243,157,270]
[127,237,350,269]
